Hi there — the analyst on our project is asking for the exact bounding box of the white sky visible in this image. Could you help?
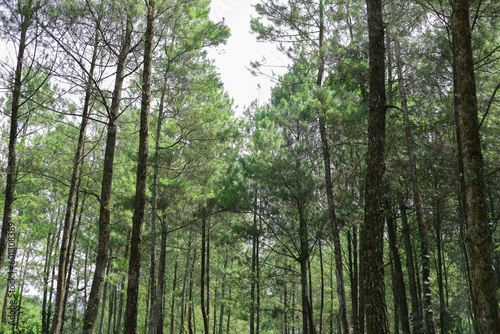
[208,0,289,114]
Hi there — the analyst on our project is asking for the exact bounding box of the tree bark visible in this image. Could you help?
[0,1,30,269]
[452,0,500,332]
[123,2,156,333]
[361,0,390,332]
[82,14,133,334]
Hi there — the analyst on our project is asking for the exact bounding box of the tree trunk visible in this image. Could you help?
[385,199,410,334]
[201,213,210,334]
[316,0,349,331]
[82,14,133,334]
[435,192,446,334]
[361,0,390,332]
[114,231,130,334]
[52,31,98,334]
[452,0,500,332]
[123,3,156,333]
[250,197,257,334]
[390,12,436,332]
[98,258,111,334]
[297,204,313,334]
[319,239,324,334]
[398,199,422,333]
[42,232,53,334]
[61,192,86,333]
[170,259,179,334]
[348,226,359,334]
[156,213,168,334]
[179,227,192,333]
[0,2,32,270]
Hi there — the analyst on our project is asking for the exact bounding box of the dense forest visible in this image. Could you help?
[1,0,499,333]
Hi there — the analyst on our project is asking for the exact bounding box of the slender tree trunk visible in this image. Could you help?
[179,227,192,333]
[123,3,156,333]
[385,199,410,334]
[361,0,390,332]
[435,193,446,334]
[348,226,359,334]
[188,248,197,334]
[61,196,84,333]
[317,0,349,331]
[114,231,130,334]
[170,259,179,334]
[319,239,324,334]
[201,213,210,334]
[218,256,228,334]
[398,199,422,333]
[298,204,313,334]
[250,199,257,334]
[52,32,98,334]
[156,214,168,334]
[452,1,500,332]
[389,258,399,334]
[0,3,30,270]
[226,284,232,334]
[390,13,436,332]
[82,15,133,334]
[151,70,170,334]
[42,232,53,334]
[358,224,365,334]
[212,286,218,334]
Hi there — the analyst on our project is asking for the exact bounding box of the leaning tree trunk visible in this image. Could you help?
[361,0,390,332]
[452,0,500,332]
[82,15,133,334]
[123,2,156,333]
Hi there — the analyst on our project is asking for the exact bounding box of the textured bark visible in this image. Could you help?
[123,2,156,333]
[361,0,390,332]
[82,15,133,334]
[452,0,500,332]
